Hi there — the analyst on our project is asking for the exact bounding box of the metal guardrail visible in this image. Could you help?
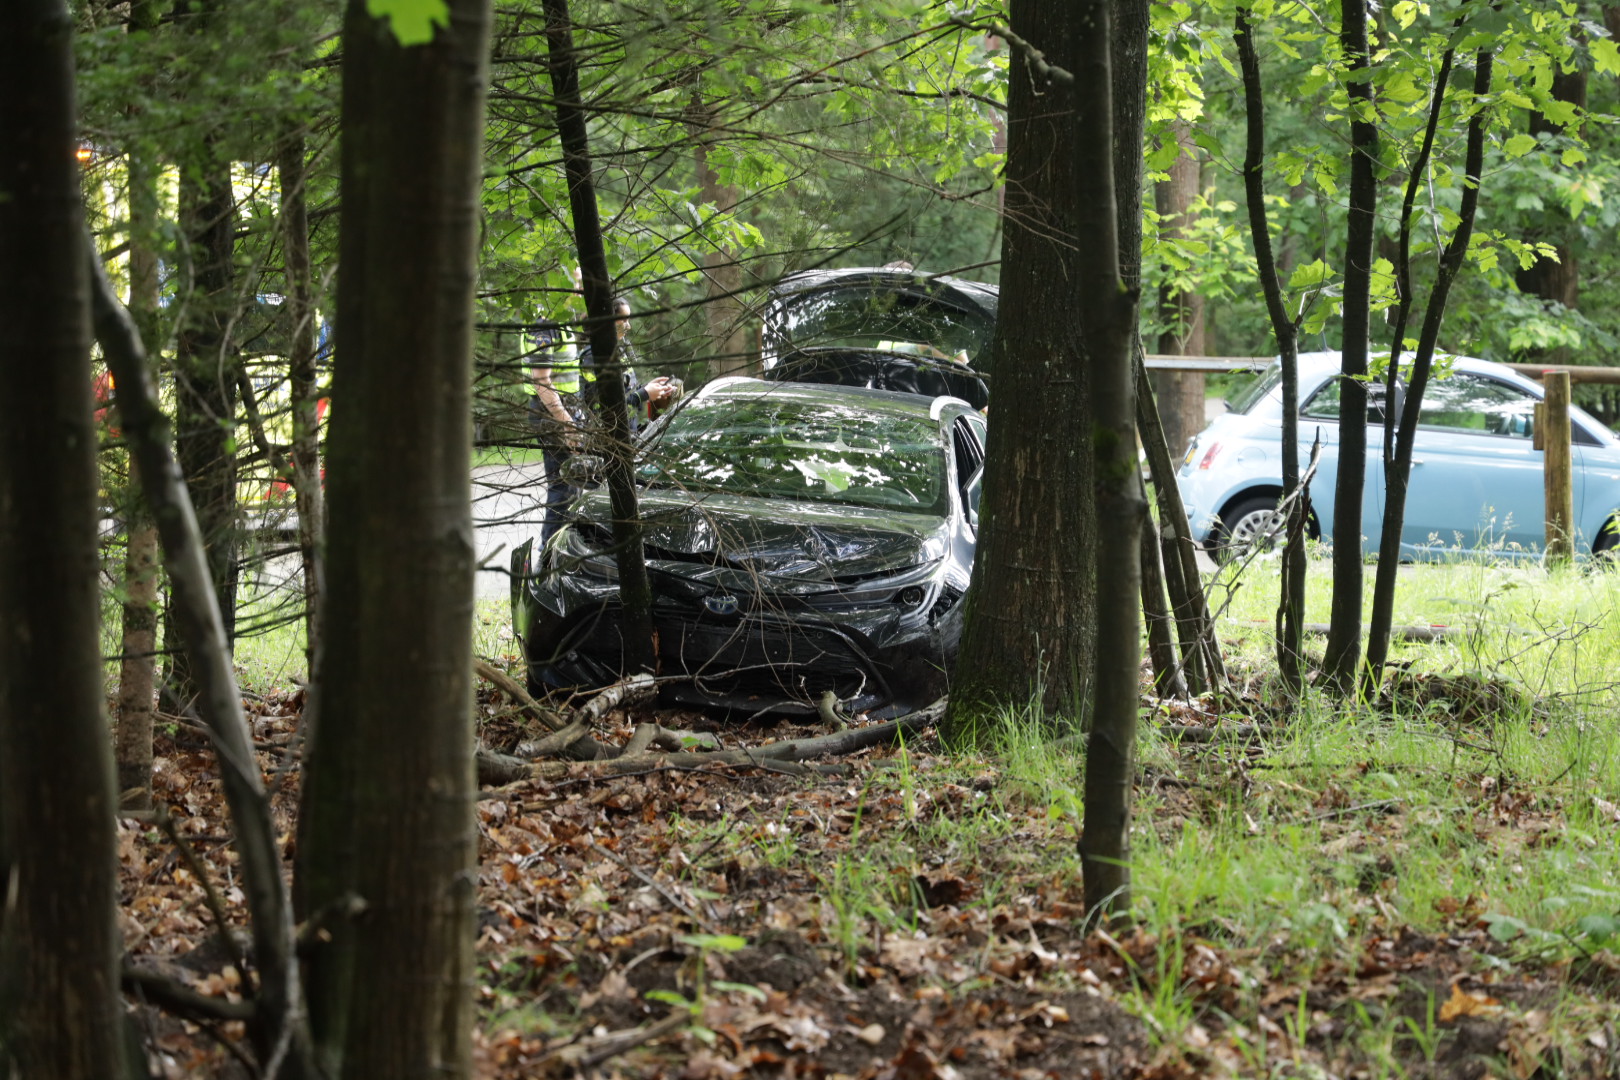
[1143,355,1267,373]
[1146,354,1620,387]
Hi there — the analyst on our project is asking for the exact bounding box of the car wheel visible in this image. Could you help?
[1215,495,1285,564]
[1591,514,1620,569]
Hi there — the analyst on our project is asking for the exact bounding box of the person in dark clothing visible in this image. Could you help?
[578,297,677,437]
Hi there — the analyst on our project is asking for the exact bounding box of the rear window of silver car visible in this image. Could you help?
[1227,365,1280,415]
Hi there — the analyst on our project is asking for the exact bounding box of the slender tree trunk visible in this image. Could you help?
[1136,353,1222,694]
[945,0,1106,733]
[1365,46,1491,688]
[92,244,314,1078]
[298,3,489,1076]
[1514,66,1584,361]
[279,130,324,674]
[1082,0,1147,919]
[1322,0,1378,694]
[1152,120,1206,457]
[1140,492,1185,698]
[117,110,162,810]
[0,4,128,1074]
[1235,8,1305,692]
[545,0,656,674]
[167,151,239,705]
[689,95,750,377]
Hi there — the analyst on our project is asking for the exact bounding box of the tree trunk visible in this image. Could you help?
[279,130,325,675]
[1081,0,1147,919]
[1140,492,1184,698]
[117,110,162,811]
[0,4,129,1075]
[1235,7,1305,692]
[1152,120,1206,457]
[945,0,1108,732]
[545,0,656,674]
[166,151,239,707]
[1513,66,1584,359]
[1136,354,1223,694]
[1321,0,1378,695]
[1365,44,1491,687]
[689,95,750,378]
[92,245,313,1078]
[297,2,490,1076]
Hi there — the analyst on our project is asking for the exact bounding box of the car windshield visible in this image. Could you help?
[772,286,992,366]
[640,395,947,514]
[1227,365,1281,414]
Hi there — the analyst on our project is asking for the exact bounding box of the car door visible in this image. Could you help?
[1298,376,1386,555]
[952,413,987,532]
[1396,372,1579,557]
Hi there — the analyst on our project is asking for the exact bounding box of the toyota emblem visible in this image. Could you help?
[704,594,739,616]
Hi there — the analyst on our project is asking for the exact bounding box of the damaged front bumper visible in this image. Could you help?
[514,544,962,719]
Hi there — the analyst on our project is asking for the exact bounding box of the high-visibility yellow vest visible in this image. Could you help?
[523,336,582,395]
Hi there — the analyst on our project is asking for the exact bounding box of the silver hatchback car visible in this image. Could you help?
[1176,352,1620,561]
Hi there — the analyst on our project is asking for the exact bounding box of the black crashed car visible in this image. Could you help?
[759,267,997,410]
[510,377,986,719]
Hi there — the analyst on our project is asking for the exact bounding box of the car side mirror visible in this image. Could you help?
[561,454,605,486]
[965,470,983,527]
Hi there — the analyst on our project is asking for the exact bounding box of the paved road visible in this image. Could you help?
[239,461,549,603]
[471,461,549,599]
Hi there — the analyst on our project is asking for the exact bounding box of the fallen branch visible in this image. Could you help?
[122,962,256,1023]
[477,663,656,761]
[589,842,715,930]
[475,658,568,733]
[512,716,593,758]
[475,699,945,785]
[546,1009,689,1071]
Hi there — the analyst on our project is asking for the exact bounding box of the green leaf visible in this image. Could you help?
[679,933,748,953]
[1502,133,1538,160]
[645,989,696,1010]
[1192,129,1224,159]
[1287,259,1331,290]
[366,0,449,46]
[1577,914,1618,944]
[1592,38,1620,77]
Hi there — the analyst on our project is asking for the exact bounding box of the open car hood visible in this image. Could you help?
[759,268,997,408]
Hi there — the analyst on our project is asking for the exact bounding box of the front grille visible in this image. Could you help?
[561,605,874,703]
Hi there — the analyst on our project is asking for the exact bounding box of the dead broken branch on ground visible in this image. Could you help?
[473,662,945,786]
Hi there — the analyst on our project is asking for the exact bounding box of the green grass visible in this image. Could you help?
[122,547,1620,1071]
[474,444,545,469]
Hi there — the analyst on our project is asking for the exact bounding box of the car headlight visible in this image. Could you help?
[803,561,944,612]
[562,526,619,580]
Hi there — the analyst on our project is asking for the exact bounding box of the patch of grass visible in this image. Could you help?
[475,445,545,469]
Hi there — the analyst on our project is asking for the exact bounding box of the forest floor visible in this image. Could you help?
[122,564,1620,1079]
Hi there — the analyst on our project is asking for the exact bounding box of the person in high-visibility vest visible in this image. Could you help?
[525,320,583,544]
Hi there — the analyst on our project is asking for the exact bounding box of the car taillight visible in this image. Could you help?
[1198,442,1223,470]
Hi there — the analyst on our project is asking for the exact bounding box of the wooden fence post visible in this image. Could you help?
[1544,370,1573,564]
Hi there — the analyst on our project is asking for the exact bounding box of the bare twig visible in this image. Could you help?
[475,658,569,733]
[588,842,715,930]
[154,807,250,991]
[122,962,256,1023]
[549,1009,689,1070]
